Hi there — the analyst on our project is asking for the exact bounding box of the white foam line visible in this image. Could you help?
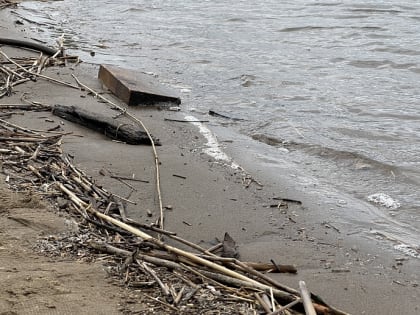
[184,115,240,169]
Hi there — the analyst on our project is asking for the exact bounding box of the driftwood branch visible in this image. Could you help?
[52,105,157,145]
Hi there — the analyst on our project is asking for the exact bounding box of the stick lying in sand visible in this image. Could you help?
[71,74,165,232]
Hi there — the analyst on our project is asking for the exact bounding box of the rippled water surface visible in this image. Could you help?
[12,0,420,251]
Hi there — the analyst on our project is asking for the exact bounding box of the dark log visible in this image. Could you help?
[0,37,58,56]
[52,105,159,145]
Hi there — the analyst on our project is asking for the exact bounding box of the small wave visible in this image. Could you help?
[333,15,370,20]
[332,127,402,141]
[193,60,211,64]
[357,111,420,121]
[11,10,54,27]
[121,7,147,13]
[251,134,290,147]
[349,59,418,70]
[278,26,335,32]
[308,2,341,7]
[279,25,385,33]
[225,17,247,23]
[352,26,385,31]
[367,33,397,39]
[348,8,402,14]
[251,134,401,174]
[280,80,304,86]
[371,47,420,56]
[409,68,420,74]
[370,230,420,258]
[282,95,311,101]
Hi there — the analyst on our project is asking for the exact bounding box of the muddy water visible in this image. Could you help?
[11,0,420,255]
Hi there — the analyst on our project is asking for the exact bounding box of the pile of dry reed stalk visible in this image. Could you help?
[0,117,349,315]
[0,0,17,10]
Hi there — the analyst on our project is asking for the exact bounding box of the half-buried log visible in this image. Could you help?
[52,105,159,145]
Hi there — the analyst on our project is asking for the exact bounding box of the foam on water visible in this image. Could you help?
[394,244,420,258]
[184,115,240,169]
[367,193,401,210]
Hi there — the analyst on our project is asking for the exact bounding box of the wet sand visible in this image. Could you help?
[0,8,419,315]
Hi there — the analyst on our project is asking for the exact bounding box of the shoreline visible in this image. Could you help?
[11,0,420,248]
[0,5,419,315]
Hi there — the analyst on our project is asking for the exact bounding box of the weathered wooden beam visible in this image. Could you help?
[52,105,159,145]
[98,64,181,106]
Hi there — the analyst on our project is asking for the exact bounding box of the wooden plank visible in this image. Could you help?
[98,64,181,106]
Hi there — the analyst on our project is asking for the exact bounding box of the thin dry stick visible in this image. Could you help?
[270,288,276,312]
[180,263,255,300]
[11,78,31,87]
[71,74,165,231]
[113,176,138,191]
[143,293,179,312]
[1,64,25,79]
[137,260,171,298]
[110,192,137,205]
[190,255,298,296]
[109,174,149,183]
[0,118,43,136]
[234,259,299,295]
[0,50,79,89]
[168,234,217,255]
[173,286,185,306]
[267,298,302,315]
[207,242,223,253]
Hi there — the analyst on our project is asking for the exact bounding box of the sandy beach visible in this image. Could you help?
[0,4,419,314]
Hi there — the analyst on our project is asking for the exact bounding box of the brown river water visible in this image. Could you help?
[9,0,420,257]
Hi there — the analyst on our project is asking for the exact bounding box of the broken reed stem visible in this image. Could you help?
[0,50,79,89]
[179,263,255,301]
[299,281,317,315]
[197,253,299,296]
[167,234,218,256]
[71,74,165,231]
[267,298,302,315]
[173,286,185,306]
[137,260,171,299]
[255,293,272,314]
[207,242,223,253]
[234,259,299,296]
